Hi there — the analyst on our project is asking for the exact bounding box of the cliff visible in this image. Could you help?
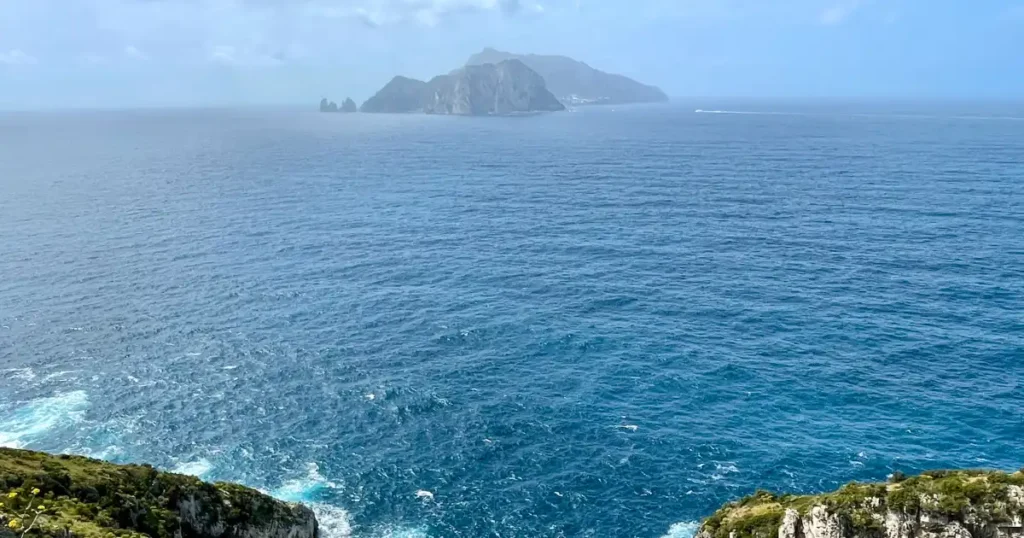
[340,98,357,113]
[423,59,564,115]
[0,448,316,538]
[359,76,429,113]
[466,47,668,105]
[696,470,1024,538]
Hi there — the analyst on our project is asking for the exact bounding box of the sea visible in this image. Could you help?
[1,102,1022,538]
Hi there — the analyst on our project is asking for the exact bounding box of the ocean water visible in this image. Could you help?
[1,103,1023,538]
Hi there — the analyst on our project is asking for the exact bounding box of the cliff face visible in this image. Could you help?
[423,59,565,116]
[0,448,316,538]
[361,61,564,116]
[697,470,1024,538]
[466,47,668,105]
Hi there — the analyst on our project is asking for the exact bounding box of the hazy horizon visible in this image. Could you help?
[2,0,1023,110]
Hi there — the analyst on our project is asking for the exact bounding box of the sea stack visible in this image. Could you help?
[319,98,339,112]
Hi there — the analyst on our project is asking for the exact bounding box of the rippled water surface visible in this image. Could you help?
[1,104,1023,538]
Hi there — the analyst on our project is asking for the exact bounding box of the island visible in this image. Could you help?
[0,448,316,538]
[359,76,429,113]
[318,98,338,113]
[466,47,668,106]
[696,469,1024,538]
[360,60,564,116]
[319,97,357,113]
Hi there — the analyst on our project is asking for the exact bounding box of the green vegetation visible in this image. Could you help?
[0,448,313,538]
[699,469,1024,538]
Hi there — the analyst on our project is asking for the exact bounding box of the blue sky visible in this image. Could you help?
[1,0,1022,108]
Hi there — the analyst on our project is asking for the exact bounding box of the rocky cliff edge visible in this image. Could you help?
[697,470,1024,538]
[0,448,316,538]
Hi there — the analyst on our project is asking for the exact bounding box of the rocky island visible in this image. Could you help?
[360,60,564,116]
[466,47,668,106]
[318,98,337,113]
[319,97,357,113]
[697,469,1024,538]
[0,448,316,538]
[359,76,429,113]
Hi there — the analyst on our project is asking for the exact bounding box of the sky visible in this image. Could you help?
[1,0,1022,109]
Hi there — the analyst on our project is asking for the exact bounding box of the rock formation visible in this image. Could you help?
[0,448,317,538]
[340,98,357,113]
[696,470,1024,538]
[318,98,338,113]
[466,47,668,105]
[360,76,430,113]
[423,59,564,115]
[361,60,563,116]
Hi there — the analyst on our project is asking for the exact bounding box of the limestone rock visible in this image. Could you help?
[361,60,565,116]
[0,448,317,538]
[802,506,844,538]
[423,59,565,116]
[466,47,669,105]
[697,470,1024,538]
[780,509,802,538]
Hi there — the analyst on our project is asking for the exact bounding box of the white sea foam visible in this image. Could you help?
[310,504,353,538]
[271,462,339,502]
[42,370,78,382]
[5,368,36,381]
[267,463,351,538]
[85,445,125,460]
[661,521,700,538]
[415,490,434,501]
[0,390,89,448]
[172,459,214,478]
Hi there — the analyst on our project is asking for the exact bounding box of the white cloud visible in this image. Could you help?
[209,45,237,64]
[299,0,543,26]
[207,44,283,66]
[0,48,37,65]
[820,1,862,25]
[124,44,148,60]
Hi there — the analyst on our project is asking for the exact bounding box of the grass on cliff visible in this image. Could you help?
[700,469,1024,538]
[0,448,306,538]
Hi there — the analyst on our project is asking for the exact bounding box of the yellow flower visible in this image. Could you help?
[7,492,16,499]
[37,505,47,512]
[8,519,21,530]
[32,488,41,495]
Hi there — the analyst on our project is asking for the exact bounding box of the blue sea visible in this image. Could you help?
[1,103,1022,538]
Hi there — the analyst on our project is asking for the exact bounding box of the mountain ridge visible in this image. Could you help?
[466,47,668,105]
[361,60,564,115]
